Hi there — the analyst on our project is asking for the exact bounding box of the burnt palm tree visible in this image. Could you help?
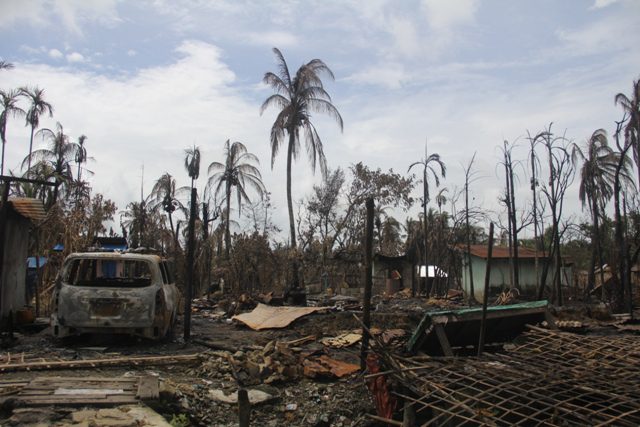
[23,122,79,205]
[19,86,53,174]
[260,48,343,254]
[615,79,640,187]
[184,145,201,190]
[0,61,13,71]
[75,135,87,182]
[0,89,25,175]
[208,140,265,259]
[573,130,632,296]
[408,141,446,296]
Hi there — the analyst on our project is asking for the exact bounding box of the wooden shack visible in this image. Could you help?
[0,197,46,321]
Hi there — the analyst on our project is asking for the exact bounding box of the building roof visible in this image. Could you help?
[457,244,547,260]
[7,197,47,222]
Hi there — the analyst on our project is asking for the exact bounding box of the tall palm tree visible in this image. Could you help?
[615,79,640,187]
[408,141,446,296]
[0,89,25,175]
[0,61,13,71]
[573,129,632,294]
[208,139,265,259]
[260,47,343,254]
[573,129,632,289]
[19,86,53,174]
[23,122,79,205]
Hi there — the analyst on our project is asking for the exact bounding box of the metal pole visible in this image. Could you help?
[478,222,494,357]
[184,187,197,341]
[360,198,374,370]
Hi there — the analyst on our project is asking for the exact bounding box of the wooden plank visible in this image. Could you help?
[0,354,200,373]
[19,396,138,407]
[136,376,159,400]
[29,376,139,382]
[434,324,454,357]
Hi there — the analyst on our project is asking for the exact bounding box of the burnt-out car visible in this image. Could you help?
[51,252,181,340]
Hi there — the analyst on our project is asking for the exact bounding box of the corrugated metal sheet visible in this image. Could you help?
[7,197,47,222]
[457,244,545,260]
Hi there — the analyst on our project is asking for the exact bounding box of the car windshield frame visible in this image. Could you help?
[63,257,154,288]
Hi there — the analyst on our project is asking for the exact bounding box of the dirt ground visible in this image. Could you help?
[3,294,632,427]
[0,304,422,427]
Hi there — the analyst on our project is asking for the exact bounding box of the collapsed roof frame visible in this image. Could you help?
[376,326,640,425]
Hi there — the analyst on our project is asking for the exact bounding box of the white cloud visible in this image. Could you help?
[127,49,137,57]
[590,0,619,9]
[1,40,291,228]
[0,0,120,34]
[388,16,420,57]
[345,63,408,89]
[49,48,64,59]
[244,30,298,48]
[66,52,85,63]
[553,4,638,57]
[422,0,478,32]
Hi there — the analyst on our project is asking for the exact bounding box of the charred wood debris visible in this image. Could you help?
[0,287,639,427]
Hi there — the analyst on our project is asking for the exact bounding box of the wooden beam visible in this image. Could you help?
[0,353,200,372]
[434,324,453,357]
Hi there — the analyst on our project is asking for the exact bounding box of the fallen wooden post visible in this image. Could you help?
[238,388,250,427]
[0,353,200,373]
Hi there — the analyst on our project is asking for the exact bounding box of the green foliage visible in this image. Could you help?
[169,413,189,427]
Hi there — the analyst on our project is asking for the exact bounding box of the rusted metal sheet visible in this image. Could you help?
[7,197,46,222]
[232,303,326,330]
[303,355,359,378]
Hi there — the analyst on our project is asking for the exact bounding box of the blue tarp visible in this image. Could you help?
[26,256,47,269]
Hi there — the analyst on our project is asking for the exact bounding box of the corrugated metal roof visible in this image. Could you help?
[7,197,47,222]
[457,244,546,260]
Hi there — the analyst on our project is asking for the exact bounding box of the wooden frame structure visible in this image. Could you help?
[381,326,640,425]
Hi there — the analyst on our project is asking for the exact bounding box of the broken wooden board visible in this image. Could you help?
[16,377,140,407]
[320,332,361,348]
[407,300,550,354]
[232,303,327,330]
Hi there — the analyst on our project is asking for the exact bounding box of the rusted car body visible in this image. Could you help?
[51,252,180,340]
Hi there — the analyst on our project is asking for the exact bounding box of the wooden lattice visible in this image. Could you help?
[383,326,640,426]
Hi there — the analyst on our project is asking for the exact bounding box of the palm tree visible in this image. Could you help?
[75,135,87,182]
[260,47,343,254]
[0,89,25,175]
[408,141,446,296]
[208,140,265,259]
[615,79,640,187]
[150,172,185,250]
[121,201,148,248]
[23,122,79,205]
[184,145,201,189]
[573,129,632,294]
[0,61,13,71]
[19,87,53,174]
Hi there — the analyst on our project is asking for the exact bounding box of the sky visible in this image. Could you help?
[1,0,639,242]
